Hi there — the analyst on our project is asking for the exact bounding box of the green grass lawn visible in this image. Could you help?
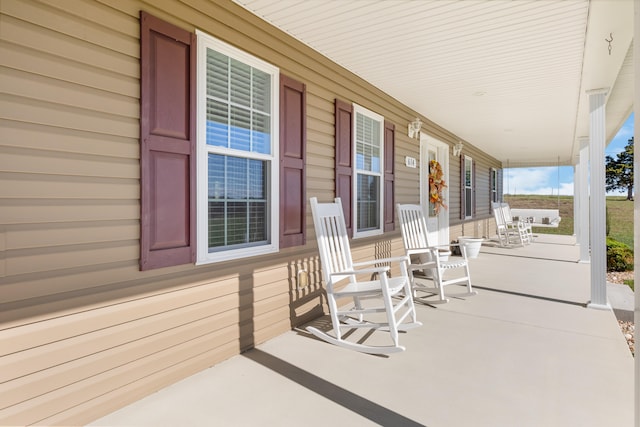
[504,195,634,246]
[505,194,634,289]
[606,196,634,248]
[624,279,634,291]
[504,195,574,236]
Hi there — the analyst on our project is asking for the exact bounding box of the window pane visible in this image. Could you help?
[230,106,251,151]
[208,154,225,199]
[356,173,380,231]
[465,188,472,216]
[207,154,269,251]
[252,69,271,113]
[227,156,247,200]
[355,112,381,173]
[252,112,270,154]
[356,141,365,170]
[249,201,267,242]
[206,99,228,147]
[206,47,271,155]
[227,202,247,245]
[356,113,364,139]
[206,50,228,100]
[371,145,380,172]
[230,59,251,107]
[249,159,265,200]
[208,201,225,248]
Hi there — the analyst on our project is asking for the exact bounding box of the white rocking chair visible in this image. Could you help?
[492,202,530,246]
[501,203,533,243]
[308,197,421,354]
[397,203,476,304]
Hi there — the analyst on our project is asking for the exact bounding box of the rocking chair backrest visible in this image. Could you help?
[492,202,506,227]
[397,204,431,253]
[501,203,514,223]
[310,197,354,286]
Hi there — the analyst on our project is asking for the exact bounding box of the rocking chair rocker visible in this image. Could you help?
[308,197,421,354]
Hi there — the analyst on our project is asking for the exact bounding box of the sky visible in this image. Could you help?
[503,113,635,196]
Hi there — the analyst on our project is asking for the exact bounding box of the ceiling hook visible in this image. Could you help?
[605,33,613,55]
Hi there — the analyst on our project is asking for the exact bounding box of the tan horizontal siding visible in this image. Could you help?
[35,340,239,426]
[5,240,137,276]
[1,275,238,355]
[3,0,139,57]
[1,66,138,118]
[1,306,241,407]
[1,120,139,158]
[0,145,138,179]
[0,199,139,225]
[0,293,242,384]
[1,41,139,96]
[0,172,138,199]
[1,14,138,78]
[1,93,139,138]
[2,324,240,425]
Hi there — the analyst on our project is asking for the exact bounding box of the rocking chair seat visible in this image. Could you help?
[412,258,468,272]
[335,275,410,296]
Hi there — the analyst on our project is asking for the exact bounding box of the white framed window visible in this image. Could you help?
[491,168,498,203]
[464,155,473,219]
[353,104,384,238]
[196,30,279,264]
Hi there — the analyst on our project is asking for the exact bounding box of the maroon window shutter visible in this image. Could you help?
[139,11,196,270]
[279,74,307,248]
[460,154,466,220]
[489,168,494,214]
[472,160,477,217]
[335,99,353,236]
[498,168,504,202]
[383,120,395,232]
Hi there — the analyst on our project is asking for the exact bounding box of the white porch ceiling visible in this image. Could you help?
[234,0,634,168]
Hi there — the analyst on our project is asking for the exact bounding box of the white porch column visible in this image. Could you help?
[633,1,639,425]
[573,164,579,238]
[577,137,590,263]
[586,89,609,309]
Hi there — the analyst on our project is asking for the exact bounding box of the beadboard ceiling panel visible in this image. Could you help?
[235,0,634,167]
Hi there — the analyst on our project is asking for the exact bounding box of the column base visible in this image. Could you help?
[586,301,611,310]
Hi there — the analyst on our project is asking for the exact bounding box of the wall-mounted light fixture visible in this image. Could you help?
[408,118,422,139]
[453,141,464,157]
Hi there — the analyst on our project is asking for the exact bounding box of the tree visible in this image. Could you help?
[606,136,634,200]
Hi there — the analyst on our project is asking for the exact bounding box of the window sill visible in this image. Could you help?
[196,243,278,265]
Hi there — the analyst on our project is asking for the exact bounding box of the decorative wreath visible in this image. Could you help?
[429,159,448,214]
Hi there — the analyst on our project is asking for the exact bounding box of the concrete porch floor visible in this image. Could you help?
[90,235,634,427]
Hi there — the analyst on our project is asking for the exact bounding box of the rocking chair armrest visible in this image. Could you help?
[353,256,409,267]
[331,265,391,277]
[439,243,459,248]
[406,247,452,258]
[405,248,440,256]
[432,244,456,255]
